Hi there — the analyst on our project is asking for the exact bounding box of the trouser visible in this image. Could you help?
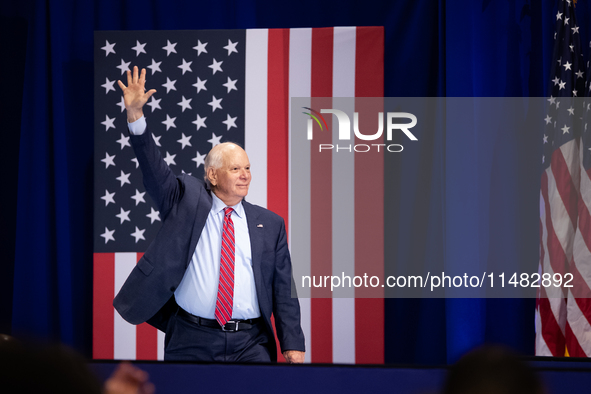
[163,308,272,362]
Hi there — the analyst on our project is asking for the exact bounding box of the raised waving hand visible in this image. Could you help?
[117,66,157,123]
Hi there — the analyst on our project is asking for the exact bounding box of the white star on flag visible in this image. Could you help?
[192,114,207,130]
[178,59,193,74]
[208,58,223,74]
[162,77,177,93]
[163,152,177,166]
[147,59,162,75]
[163,40,177,56]
[562,125,570,134]
[116,133,131,149]
[116,207,131,224]
[130,226,146,243]
[101,152,116,168]
[162,114,177,130]
[563,61,572,70]
[131,158,139,168]
[116,170,131,186]
[101,115,116,131]
[192,151,206,168]
[101,190,116,206]
[101,78,116,94]
[177,133,192,149]
[222,77,238,93]
[193,40,207,55]
[101,227,115,243]
[116,59,131,75]
[146,207,161,224]
[131,40,147,56]
[131,189,145,206]
[208,95,223,112]
[193,77,207,93]
[208,133,222,147]
[222,114,237,130]
[152,133,162,147]
[147,96,162,112]
[117,96,126,112]
[177,96,192,112]
[101,40,116,56]
[224,39,238,55]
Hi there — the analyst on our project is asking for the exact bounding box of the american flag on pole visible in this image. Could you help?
[535,0,591,357]
[93,27,384,363]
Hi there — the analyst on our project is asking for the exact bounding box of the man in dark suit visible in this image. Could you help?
[113,66,305,363]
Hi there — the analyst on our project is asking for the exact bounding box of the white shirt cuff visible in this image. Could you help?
[128,116,147,135]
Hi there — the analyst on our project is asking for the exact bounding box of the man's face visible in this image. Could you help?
[211,146,251,206]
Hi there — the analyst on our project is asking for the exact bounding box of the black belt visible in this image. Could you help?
[178,308,261,332]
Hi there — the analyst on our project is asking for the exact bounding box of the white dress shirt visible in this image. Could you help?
[128,116,261,319]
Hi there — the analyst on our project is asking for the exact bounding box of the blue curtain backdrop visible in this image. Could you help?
[2,0,590,364]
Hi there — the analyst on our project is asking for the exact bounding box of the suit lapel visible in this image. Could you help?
[243,201,264,290]
[188,187,212,266]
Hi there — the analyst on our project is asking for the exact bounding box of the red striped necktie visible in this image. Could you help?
[215,207,235,326]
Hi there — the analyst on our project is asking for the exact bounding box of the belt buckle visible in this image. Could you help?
[221,320,239,332]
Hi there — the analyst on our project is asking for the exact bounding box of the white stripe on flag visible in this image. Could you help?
[566,292,591,356]
[245,29,268,208]
[289,27,312,363]
[535,307,553,356]
[547,163,576,264]
[539,188,567,334]
[331,26,356,364]
[560,139,581,195]
[540,189,567,303]
[114,252,137,360]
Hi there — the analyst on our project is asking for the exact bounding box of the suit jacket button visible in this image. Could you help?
[170,286,176,292]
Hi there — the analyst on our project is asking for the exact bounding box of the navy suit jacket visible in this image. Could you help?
[113,129,305,360]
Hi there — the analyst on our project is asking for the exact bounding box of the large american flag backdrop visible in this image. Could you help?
[93,27,384,363]
[536,0,591,358]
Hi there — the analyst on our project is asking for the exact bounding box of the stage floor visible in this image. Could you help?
[90,358,591,394]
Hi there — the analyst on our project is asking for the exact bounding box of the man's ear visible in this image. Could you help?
[207,167,217,186]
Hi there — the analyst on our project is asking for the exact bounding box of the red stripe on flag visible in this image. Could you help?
[541,171,569,281]
[538,288,565,356]
[354,26,385,364]
[267,28,290,227]
[93,253,114,359]
[565,320,587,357]
[134,252,157,360]
[310,27,334,364]
[355,27,384,97]
[267,28,291,362]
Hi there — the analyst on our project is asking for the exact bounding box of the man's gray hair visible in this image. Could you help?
[203,142,243,188]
